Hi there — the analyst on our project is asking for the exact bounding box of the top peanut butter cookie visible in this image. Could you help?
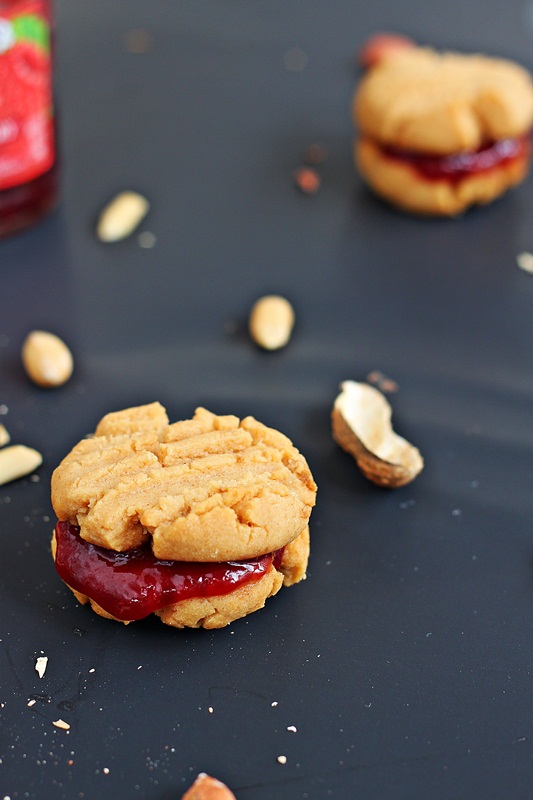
[355,47,533,154]
[51,403,316,562]
[353,41,533,215]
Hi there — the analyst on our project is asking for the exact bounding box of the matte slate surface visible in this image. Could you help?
[2,2,533,798]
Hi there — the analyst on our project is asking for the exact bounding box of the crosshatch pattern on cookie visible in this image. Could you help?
[51,403,317,562]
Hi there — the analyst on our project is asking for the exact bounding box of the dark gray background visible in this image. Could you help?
[2,1,533,798]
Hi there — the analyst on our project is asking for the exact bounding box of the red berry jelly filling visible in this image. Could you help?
[54,521,283,621]
[382,135,530,182]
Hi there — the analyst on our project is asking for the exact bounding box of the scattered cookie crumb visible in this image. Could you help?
[271,701,278,707]
[103,767,110,775]
[208,706,214,714]
[366,370,399,393]
[284,47,308,71]
[27,699,36,707]
[516,251,533,273]
[52,719,70,731]
[304,143,328,165]
[138,230,157,249]
[35,656,48,679]
[287,725,297,732]
[294,166,320,195]
[124,28,153,54]
[277,755,287,764]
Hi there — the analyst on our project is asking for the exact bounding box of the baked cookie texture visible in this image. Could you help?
[51,403,316,629]
[353,46,533,215]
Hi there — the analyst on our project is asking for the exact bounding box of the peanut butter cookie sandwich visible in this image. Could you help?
[51,403,316,629]
[353,36,533,215]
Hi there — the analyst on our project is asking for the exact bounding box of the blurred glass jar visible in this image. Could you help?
[0,0,57,237]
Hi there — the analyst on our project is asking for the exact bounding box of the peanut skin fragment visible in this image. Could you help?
[181,773,236,800]
[332,380,423,488]
[22,330,73,387]
[248,294,295,350]
[358,32,416,68]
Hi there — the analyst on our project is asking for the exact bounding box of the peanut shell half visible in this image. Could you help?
[332,380,423,488]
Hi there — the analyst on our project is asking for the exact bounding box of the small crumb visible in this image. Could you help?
[277,755,287,764]
[287,725,297,733]
[52,719,70,731]
[88,668,95,673]
[138,230,156,248]
[208,707,214,714]
[294,166,320,195]
[517,251,533,273]
[124,28,153,53]
[35,656,48,679]
[27,699,36,707]
[304,143,328,165]
[271,701,278,707]
[67,759,74,766]
[137,665,142,670]
[283,47,308,71]
[103,767,110,775]
[0,405,8,415]
[366,370,398,393]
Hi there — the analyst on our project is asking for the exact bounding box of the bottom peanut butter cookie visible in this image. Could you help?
[50,403,317,628]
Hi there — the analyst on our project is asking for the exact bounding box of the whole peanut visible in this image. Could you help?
[248,295,295,350]
[22,330,73,387]
[96,191,150,242]
[0,445,42,486]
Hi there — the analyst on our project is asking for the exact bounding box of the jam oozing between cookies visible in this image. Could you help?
[54,521,282,621]
[382,135,530,181]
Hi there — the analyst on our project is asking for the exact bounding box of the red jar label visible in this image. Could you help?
[0,0,54,190]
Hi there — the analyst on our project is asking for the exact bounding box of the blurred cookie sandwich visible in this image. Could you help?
[353,38,533,215]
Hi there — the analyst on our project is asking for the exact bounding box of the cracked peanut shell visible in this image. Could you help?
[332,380,423,488]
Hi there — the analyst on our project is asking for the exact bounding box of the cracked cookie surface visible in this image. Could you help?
[51,403,316,561]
